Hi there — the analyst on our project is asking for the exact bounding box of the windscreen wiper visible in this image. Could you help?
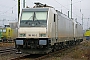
[25,15,33,24]
[34,12,40,24]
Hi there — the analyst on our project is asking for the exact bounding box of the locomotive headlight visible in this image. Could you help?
[16,40,23,45]
[39,33,46,37]
[39,40,47,45]
[19,33,26,37]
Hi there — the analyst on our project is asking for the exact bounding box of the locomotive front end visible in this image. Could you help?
[15,8,51,54]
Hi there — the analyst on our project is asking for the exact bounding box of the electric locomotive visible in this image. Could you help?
[15,2,83,54]
[84,29,90,40]
[0,26,17,42]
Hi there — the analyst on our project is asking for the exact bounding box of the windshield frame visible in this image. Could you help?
[2,29,6,33]
[20,11,48,27]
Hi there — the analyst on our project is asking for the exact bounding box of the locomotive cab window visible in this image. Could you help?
[0,29,2,32]
[9,29,10,32]
[20,11,48,27]
[2,29,6,32]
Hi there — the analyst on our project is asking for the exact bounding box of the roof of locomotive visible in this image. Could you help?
[22,8,49,12]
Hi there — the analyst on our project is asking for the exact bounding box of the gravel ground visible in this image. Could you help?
[0,43,15,60]
[0,53,15,60]
[42,40,90,60]
[0,40,90,60]
[0,42,15,47]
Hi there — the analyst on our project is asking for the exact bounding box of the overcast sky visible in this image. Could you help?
[0,0,90,30]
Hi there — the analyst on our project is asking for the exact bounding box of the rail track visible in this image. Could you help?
[8,43,82,60]
[10,54,30,60]
[0,47,16,56]
[34,48,67,60]
[0,44,82,60]
[0,47,30,60]
[10,47,69,60]
[0,44,81,60]
[0,41,86,60]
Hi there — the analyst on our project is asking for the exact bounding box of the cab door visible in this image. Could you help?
[54,14,58,42]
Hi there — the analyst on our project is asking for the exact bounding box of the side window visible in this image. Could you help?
[3,29,6,32]
[9,29,10,32]
[0,29,2,32]
[54,14,56,22]
[8,29,10,36]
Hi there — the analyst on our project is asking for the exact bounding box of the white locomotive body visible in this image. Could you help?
[15,3,83,54]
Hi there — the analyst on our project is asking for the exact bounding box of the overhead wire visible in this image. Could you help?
[1,4,17,14]
[0,0,18,10]
[0,0,18,21]
[0,5,18,20]
[64,0,85,6]
[0,0,18,14]
[54,0,69,10]
[53,0,84,20]
[72,0,84,5]
[0,0,28,23]
[0,0,88,21]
